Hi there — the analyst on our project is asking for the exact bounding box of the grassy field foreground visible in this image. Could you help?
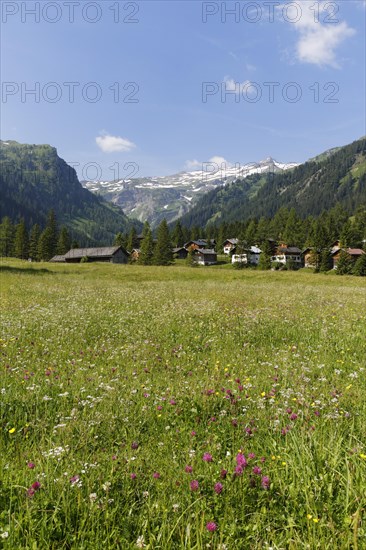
[1,261,366,549]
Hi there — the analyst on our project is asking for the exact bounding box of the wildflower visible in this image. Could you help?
[142,491,149,498]
[220,469,228,479]
[136,534,146,548]
[206,521,217,532]
[307,514,312,519]
[236,453,247,468]
[130,473,137,479]
[190,431,196,436]
[252,466,262,475]
[235,465,243,476]
[290,413,298,421]
[261,476,270,489]
[169,399,176,405]
[203,453,213,462]
[89,493,97,502]
[248,453,256,459]
[185,465,193,473]
[190,480,199,491]
[27,481,41,498]
[131,441,139,450]
[70,475,80,484]
[172,503,179,512]
[313,518,319,523]
[8,428,15,434]
[153,472,160,479]
[27,462,35,469]
[214,482,223,494]
[102,482,111,491]
[1,532,9,539]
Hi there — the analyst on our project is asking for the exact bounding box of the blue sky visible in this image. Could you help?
[1,0,365,179]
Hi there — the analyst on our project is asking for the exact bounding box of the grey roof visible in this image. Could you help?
[224,238,239,245]
[49,255,66,262]
[277,247,302,254]
[64,247,122,259]
[195,248,217,255]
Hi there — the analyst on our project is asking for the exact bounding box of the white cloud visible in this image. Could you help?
[224,77,253,95]
[96,133,136,153]
[185,159,202,170]
[185,156,231,171]
[279,1,356,68]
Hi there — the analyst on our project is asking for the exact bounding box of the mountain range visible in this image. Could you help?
[1,137,365,243]
[82,158,298,228]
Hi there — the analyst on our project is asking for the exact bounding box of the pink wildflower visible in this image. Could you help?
[190,480,199,491]
[206,522,217,532]
[203,453,213,462]
[214,482,223,494]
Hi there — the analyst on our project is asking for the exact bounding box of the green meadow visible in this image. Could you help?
[1,260,366,549]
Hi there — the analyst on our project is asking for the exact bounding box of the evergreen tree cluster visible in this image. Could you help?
[0,210,77,261]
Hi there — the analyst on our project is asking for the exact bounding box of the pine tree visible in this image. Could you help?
[153,219,173,265]
[319,249,332,273]
[138,223,154,265]
[71,240,79,249]
[245,219,257,246]
[171,220,185,248]
[113,232,125,248]
[336,250,353,275]
[0,217,15,257]
[29,223,41,261]
[282,208,303,246]
[14,219,29,259]
[46,209,58,257]
[352,253,366,276]
[258,241,272,270]
[57,227,71,254]
[38,228,54,261]
[127,226,138,252]
[186,247,196,267]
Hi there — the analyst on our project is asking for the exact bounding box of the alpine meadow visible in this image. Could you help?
[1,261,366,548]
[1,0,366,548]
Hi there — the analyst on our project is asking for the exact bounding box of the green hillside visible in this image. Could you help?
[179,138,366,228]
[0,141,141,244]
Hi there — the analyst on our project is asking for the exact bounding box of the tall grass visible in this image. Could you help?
[1,260,365,549]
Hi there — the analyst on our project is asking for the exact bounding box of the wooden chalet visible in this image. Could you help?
[331,247,365,269]
[193,248,217,265]
[223,239,239,255]
[302,247,318,268]
[272,246,303,266]
[172,247,188,259]
[231,246,262,266]
[64,246,129,264]
[184,239,215,251]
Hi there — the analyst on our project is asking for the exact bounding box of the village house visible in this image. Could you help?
[232,246,262,266]
[271,245,303,266]
[64,246,129,264]
[331,247,365,269]
[302,247,318,268]
[223,238,239,255]
[193,248,217,265]
[172,247,188,259]
[184,239,215,251]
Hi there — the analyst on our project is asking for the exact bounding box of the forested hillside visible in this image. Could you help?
[0,141,141,245]
[179,138,366,228]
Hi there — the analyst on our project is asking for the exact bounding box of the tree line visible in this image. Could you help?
[0,210,78,261]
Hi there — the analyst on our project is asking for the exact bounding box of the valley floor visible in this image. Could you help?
[1,261,365,549]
